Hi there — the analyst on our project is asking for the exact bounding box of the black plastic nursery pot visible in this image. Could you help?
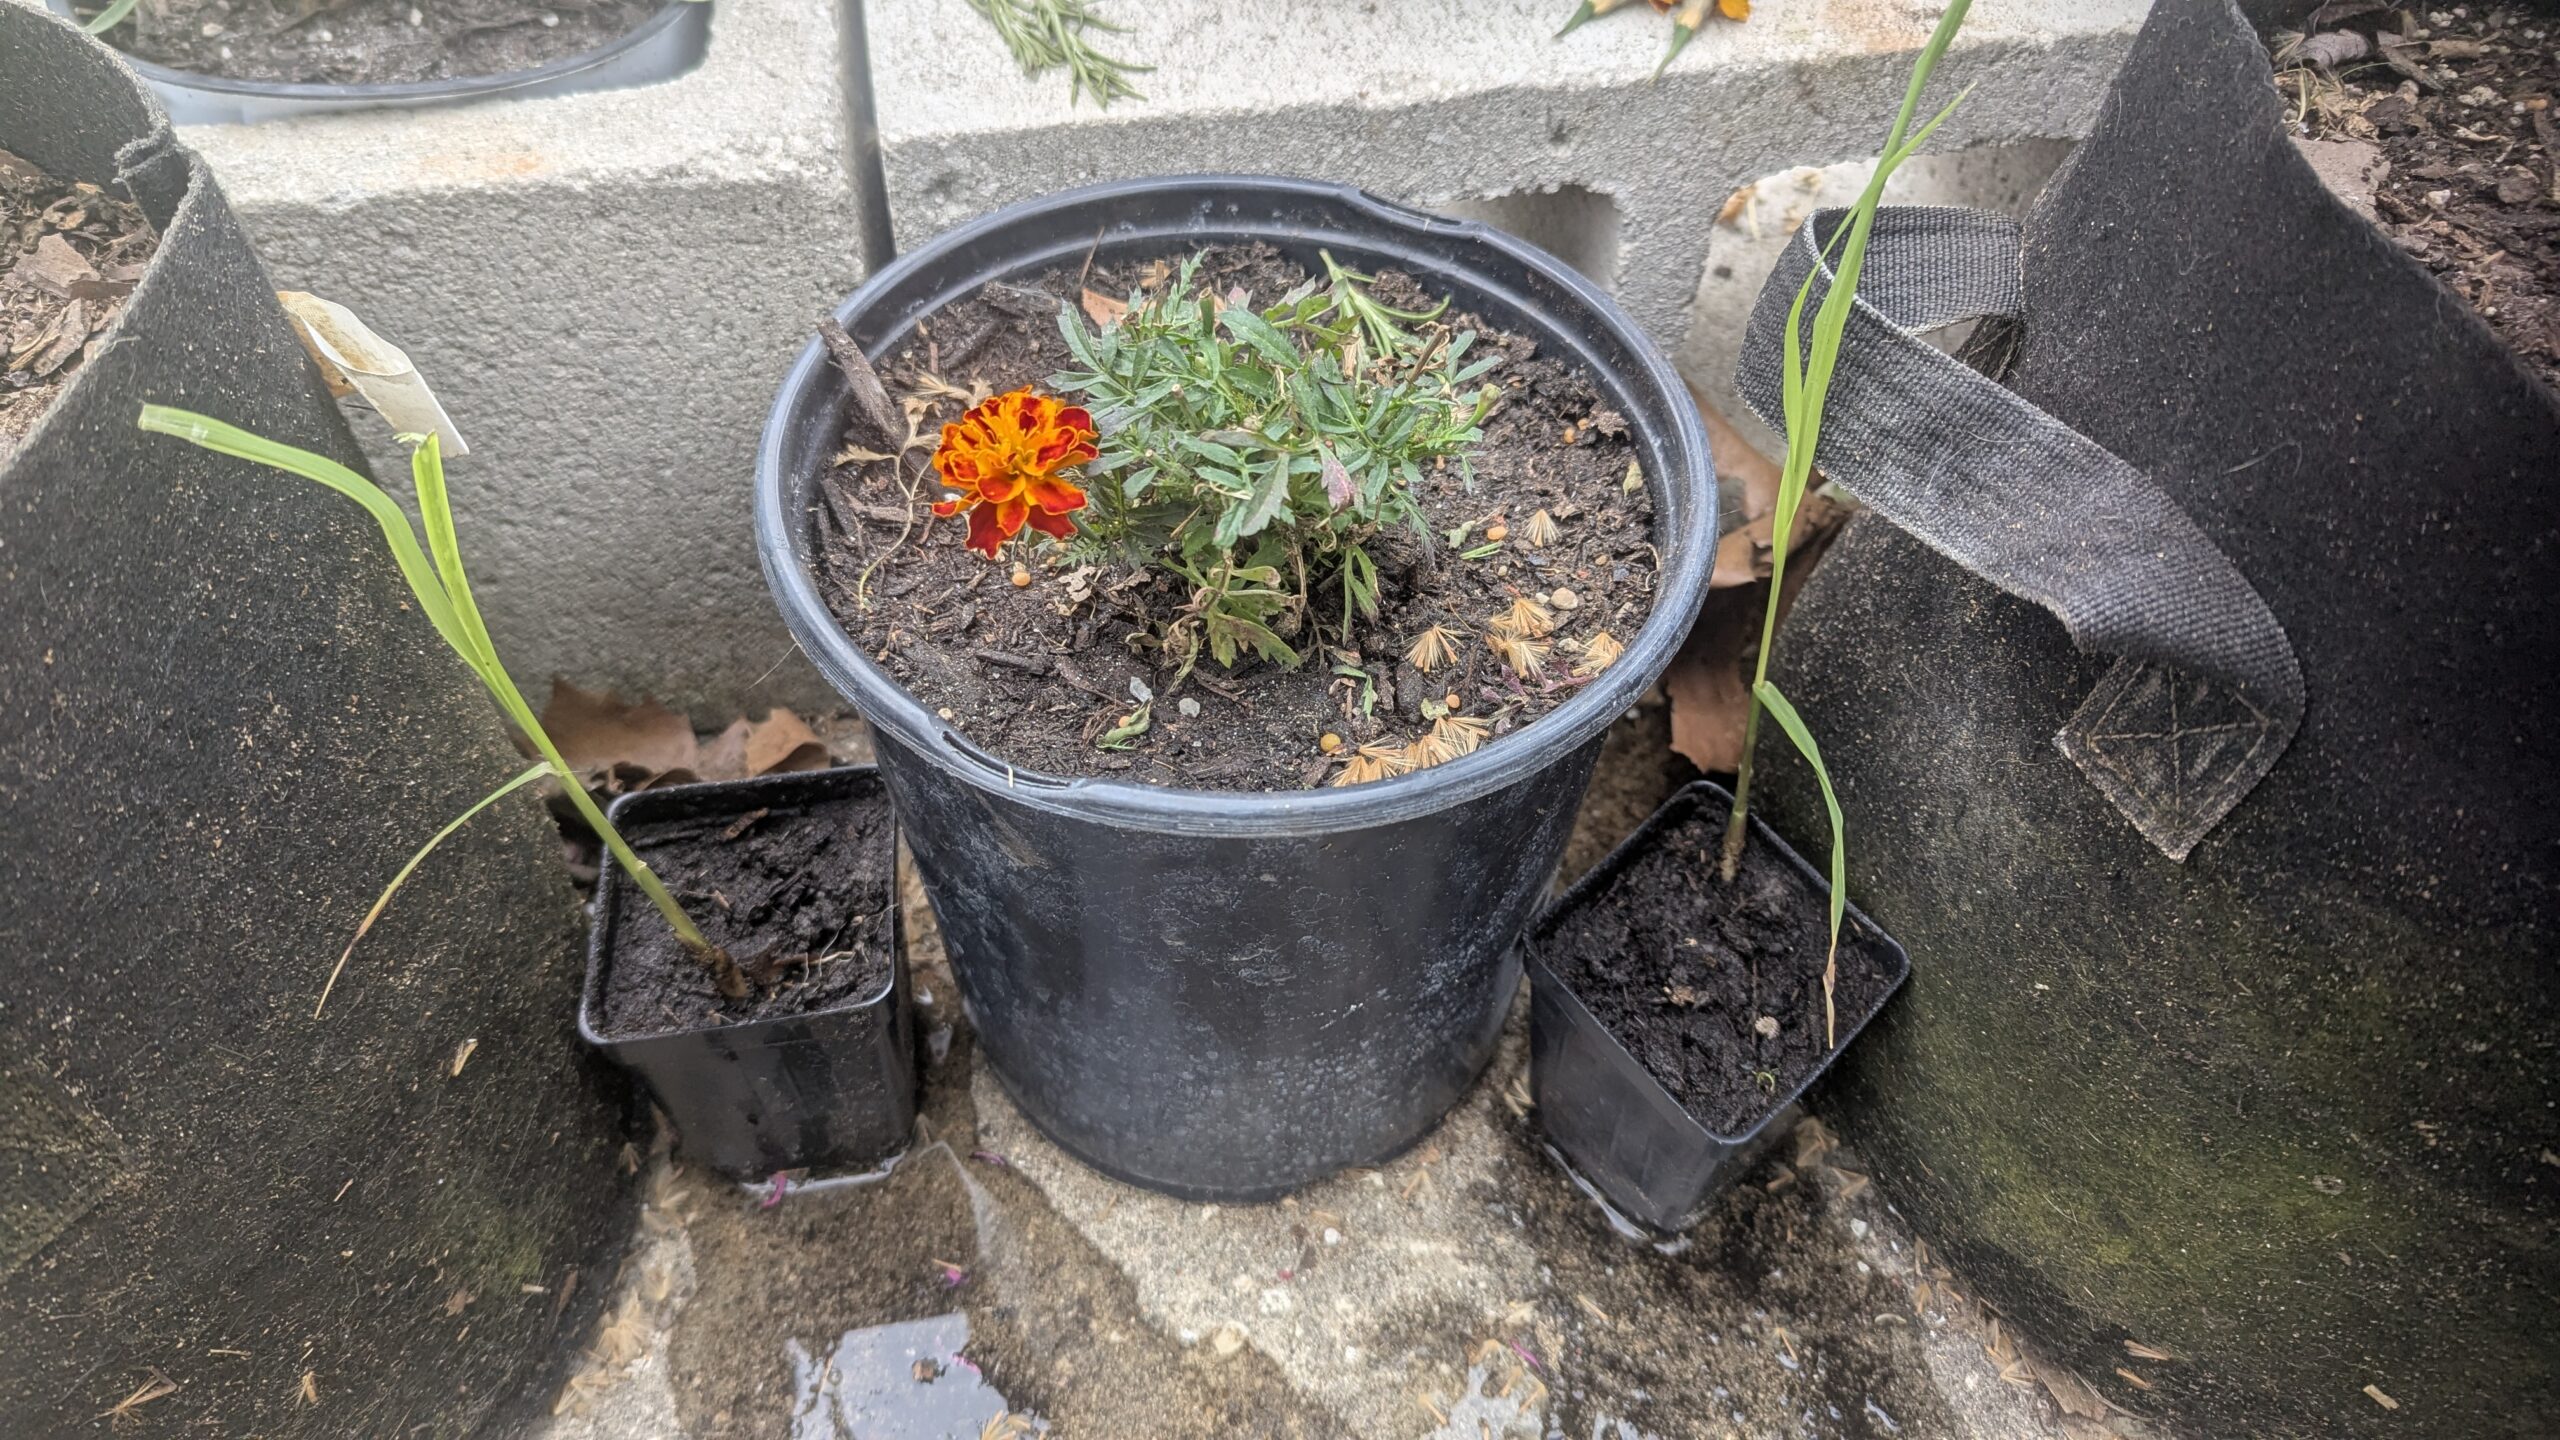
[581,766,918,1181]
[3,8,631,1434]
[1526,781,1909,1235]
[758,176,1718,1201]
[46,0,709,126]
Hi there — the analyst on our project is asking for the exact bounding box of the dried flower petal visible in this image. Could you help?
[1488,596,1556,639]
[1488,630,1551,679]
[931,387,1095,558]
[1405,624,1461,674]
[1573,630,1625,677]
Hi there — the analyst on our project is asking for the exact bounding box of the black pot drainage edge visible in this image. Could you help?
[45,0,709,127]
[579,765,918,1181]
[1527,780,1910,1236]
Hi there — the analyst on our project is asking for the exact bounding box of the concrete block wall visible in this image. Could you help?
[183,0,869,720]
[869,0,2146,346]
[167,0,2144,720]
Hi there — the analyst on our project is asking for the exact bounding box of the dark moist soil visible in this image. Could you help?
[1539,793,1898,1136]
[0,149,156,465]
[2275,3,2560,390]
[597,794,895,1039]
[80,0,666,87]
[814,243,1660,791]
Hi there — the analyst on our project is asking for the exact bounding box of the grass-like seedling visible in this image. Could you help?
[136,406,746,1010]
[1052,251,1500,677]
[1718,0,1972,1046]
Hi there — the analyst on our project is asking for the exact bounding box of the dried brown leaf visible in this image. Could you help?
[1081,288,1129,329]
[538,680,699,782]
[2027,1354,2110,1420]
[744,707,830,776]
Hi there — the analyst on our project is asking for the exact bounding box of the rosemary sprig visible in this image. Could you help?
[965,0,1151,109]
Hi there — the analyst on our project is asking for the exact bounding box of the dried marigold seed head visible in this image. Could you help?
[1332,753,1386,787]
[931,387,1096,558]
[1405,624,1461,674]
[1410,714,1491,769]
[1488,630,1550,679]
[1522,509,1561,547]
[1574,630,1625,676]
[1489,596,1556,639]
[1360,741,1418,777]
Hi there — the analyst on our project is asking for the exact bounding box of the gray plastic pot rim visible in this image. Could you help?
[757,174,1718,841]
[45,0,704,119]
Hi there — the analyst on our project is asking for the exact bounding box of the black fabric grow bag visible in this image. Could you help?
[1746,1,2559,1435]
[759,176,1719,1201]
[0,10,631,1435]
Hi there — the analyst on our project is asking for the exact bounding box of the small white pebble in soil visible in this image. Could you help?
[1178,697,1201,718]
[541,11,561,26]
[1850,1218,1871,1239]
[1856,1260,1872,1274]
[1753,1015,1780,1038]
[409,6,423,23]
[1323,1227,1341,1245]
[936,707,954,721]
[1211,1326,1246,1357]
[199,20,223,35]
[1343,1345,1364,1364]
[1177,1328,1200,1346]
[1550,587,1581,610]
[315,26,331,40]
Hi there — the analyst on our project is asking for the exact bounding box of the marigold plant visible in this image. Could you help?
[931,387,1097,557]
[1050,251,1499,676]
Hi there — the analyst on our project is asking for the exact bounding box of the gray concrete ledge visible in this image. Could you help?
[184,0,868,719]
[872,0,2145,349]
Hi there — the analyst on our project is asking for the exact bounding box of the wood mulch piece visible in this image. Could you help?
[2275,3,2560,390]
[0,149,156,465]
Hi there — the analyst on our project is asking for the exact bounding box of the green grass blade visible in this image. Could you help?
[400,437,719,963]
[81,0,140,33]
[137,405,469,657]
[1753,679,1846,1046]
[313,761,547,1018]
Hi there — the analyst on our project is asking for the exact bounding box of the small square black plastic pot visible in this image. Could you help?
[1526,781,1909,1236]
[579,766,916,1180]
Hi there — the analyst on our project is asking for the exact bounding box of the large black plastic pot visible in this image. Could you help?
[757,176,1717,1200]
[1750,1,2560,1435]
[46,0,709,126]
[1527,782,1909,1236]
[0,8,630,1435]
[581,767,918,1180]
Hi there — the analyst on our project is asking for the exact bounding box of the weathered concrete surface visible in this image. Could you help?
[870,0,2144,346]
[534,709,2103,1440]
[181,0,869,721]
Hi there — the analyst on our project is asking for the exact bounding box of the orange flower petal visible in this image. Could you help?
[963,502,1006,556]
[1025,507,1077,541]
[1024,474,1086,515]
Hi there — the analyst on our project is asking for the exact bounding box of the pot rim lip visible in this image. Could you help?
[45,0,700,106]
[1526,779,1912,1148]
[577,766,902,1046]
[756,173,1719,838]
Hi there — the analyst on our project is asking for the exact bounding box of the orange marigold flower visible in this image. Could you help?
[931,388,1096,558]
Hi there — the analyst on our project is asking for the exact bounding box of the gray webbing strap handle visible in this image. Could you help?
[1735,206,2304,861]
